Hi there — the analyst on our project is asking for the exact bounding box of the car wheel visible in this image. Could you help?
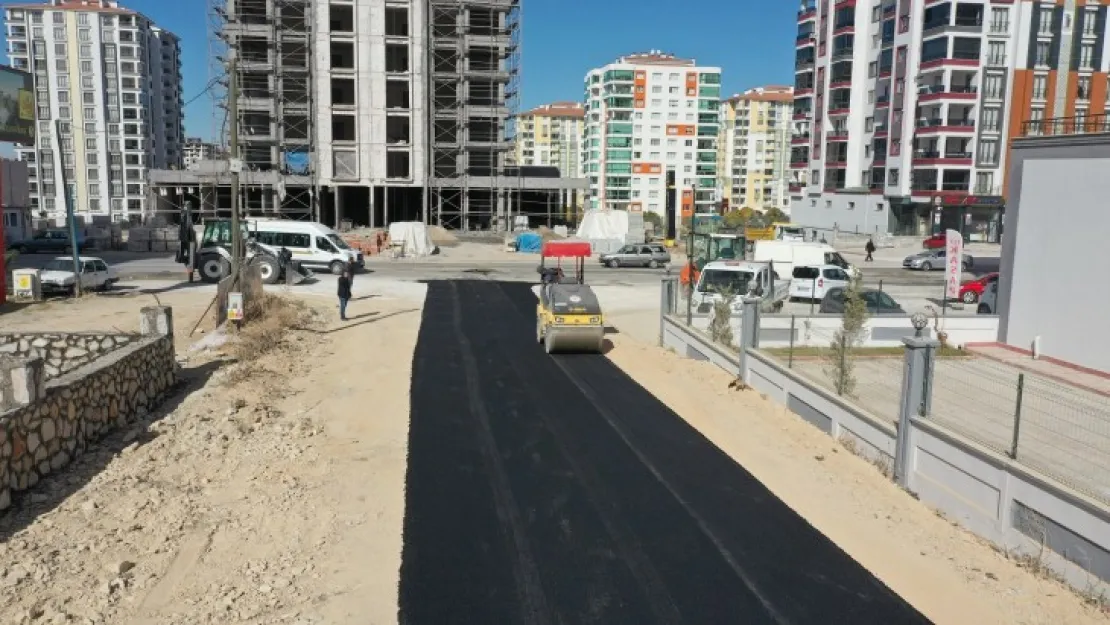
[329,260,346,275]
[256,256,281,285]
[607,259,620,268]
[920,261,932,271]
[648,259,660,269]
[962,291,978,304]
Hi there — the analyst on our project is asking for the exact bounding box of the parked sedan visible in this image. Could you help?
[39,256,118,295]
[977,281,998,315]
[958,272,999,304]
[599,244,671,268]
[819,287,907,315]
[922,233,947,249]
[10,230,87,254]
[903,249,974,272]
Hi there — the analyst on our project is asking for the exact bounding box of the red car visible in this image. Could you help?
[922,233,946,249]
[958,272,999,304]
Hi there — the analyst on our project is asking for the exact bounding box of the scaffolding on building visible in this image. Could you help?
[152,0,318,223]
[427,0,526,230]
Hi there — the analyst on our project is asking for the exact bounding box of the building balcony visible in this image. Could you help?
[794,88,814,98]
[791,133,811,145]
[797,33,816,48]
[793,110,812,120]
[798,3,817,21]
[827,106,851,117]
[788,183,805,194]
[831,46,854,61]
[915,118,975,134]
[829,80,852,89]
[911,150,973,166]
[790,159,809,169]
[1021,114,1110,137]
[795,57,815,71]
[827,130,849,141]
[918,84,979,102]
[910,180,973,196]
[920,52,981,70]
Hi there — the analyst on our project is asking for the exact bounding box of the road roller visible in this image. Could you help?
[536,241,605,354]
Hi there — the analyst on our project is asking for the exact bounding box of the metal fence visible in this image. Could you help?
[1020,114,1110,137]
[662,275,1110,505]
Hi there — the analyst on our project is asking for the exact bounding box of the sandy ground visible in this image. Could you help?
[604,334,1110,625]
[1,286,424,625]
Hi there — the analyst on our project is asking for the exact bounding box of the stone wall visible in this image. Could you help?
[0,307,176,511]
[0,332,139,380]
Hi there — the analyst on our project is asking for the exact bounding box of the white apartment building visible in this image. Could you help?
[582,52,722,222]
[183,137,218,170]
[515,102,584,177]
[3,0,183,224]
[718,86,794,214]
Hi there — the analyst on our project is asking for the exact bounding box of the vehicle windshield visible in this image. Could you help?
[327,234,350,250]
[698,269,754,295]
[779,227,805,237]
[43,259,74,272]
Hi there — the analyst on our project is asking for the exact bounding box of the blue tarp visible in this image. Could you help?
[516,232,542,253]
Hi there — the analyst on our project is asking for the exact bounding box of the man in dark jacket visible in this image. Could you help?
[865,237,876,262]
[337,270,352,321]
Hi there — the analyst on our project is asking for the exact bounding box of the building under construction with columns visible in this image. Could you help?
[149,0,586,230]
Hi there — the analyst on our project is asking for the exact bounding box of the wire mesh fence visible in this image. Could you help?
[929,357,1110,505]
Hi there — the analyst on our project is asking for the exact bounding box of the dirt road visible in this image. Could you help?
[1,288,423,625]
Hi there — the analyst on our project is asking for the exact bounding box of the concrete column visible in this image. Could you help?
[496,189,505,232]
[0,355,44,407]
[140,306,174,340]
[738,296,762,380]
[894,336,939,488]
[383,185,391,227]
[659,273,677,347]
[369,185,376,229]
[335,185,344,229]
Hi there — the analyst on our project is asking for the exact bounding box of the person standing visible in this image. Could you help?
[337,270,352,321]
[865,237,876,262]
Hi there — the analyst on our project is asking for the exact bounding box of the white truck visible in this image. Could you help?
[690,260,790,315]
[752,240,858,278]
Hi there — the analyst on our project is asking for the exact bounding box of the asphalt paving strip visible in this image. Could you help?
[401,279,933,625]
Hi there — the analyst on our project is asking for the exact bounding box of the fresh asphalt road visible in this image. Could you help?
[6,250,997,287]
[400,279,931,624]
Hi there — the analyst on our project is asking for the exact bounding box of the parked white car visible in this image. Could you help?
[40,256,118,295]
[789,264,851,302]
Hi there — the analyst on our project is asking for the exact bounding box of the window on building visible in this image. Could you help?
[978,139,998,164]
[1034,41,1050,66]
[1038,7,1053,34]
[1080,43,1094,69]
[990,7,1009,33]
[1032,74,1048,99]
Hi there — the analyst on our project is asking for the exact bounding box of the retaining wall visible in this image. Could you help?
[0,332,139,380]
[0,307,176,511]
[661,314,1110,594]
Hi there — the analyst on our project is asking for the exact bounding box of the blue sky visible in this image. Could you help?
[3,0,797,141]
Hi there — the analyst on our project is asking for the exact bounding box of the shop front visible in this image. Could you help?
[927,193,1004,242]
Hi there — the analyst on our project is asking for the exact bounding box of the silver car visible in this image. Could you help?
[902,249,974,271]
[599,244,671,268]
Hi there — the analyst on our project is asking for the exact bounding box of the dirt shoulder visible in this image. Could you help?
[604,334,1109,625]
[1,290,422,625]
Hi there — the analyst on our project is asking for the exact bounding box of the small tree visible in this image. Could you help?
[708,286,736,347]
[825,272,869,396]
[763,207,789,224]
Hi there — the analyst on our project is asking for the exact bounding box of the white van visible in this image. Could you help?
[249,219,363,275]
[752,240,857,278]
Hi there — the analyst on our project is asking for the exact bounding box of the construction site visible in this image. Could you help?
[148,0,587,231]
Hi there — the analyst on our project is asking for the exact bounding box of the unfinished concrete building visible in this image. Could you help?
[150,0,587,231]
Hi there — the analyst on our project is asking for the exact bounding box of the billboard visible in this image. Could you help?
[0,65,34,145]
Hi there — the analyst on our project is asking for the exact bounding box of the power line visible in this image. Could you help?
[184,77,221,108]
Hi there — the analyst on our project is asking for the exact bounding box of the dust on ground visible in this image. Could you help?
[604,333,1110,625]
[0,287,423,625]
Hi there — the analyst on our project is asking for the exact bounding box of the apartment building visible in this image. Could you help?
[790,0,1109,241]
[3,0,183,224]
[183,137,220,170]
[582,52,722,223]
[718,86,794,213]
[515,102,584,176]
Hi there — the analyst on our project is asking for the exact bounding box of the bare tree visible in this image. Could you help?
[825,272,869,396]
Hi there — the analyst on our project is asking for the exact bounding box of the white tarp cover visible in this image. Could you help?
[388,221,435,256]
[576,209,629,241]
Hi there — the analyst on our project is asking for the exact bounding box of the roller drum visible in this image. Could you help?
[543,326,605,354]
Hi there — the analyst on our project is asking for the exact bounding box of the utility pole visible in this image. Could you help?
[55,119,82,297]
[228,51,242,281]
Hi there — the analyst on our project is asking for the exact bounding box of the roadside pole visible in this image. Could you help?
[228,51,242,282]
[55,119,82,297]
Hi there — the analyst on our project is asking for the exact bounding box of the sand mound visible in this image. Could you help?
[428,225,460,247]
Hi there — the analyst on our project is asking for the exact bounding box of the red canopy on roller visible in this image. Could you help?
[541,241,591,258]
